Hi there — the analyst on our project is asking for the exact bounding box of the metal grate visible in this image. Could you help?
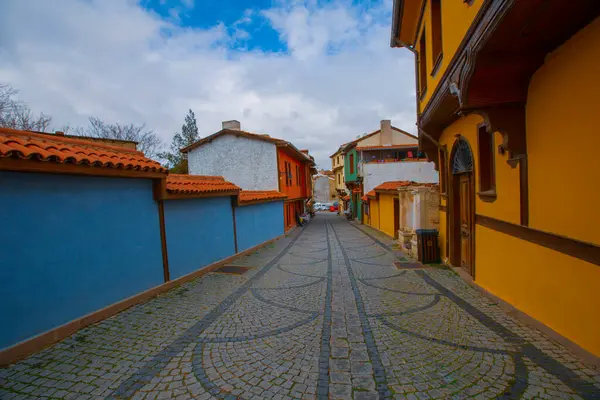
[393,261,428,270]
[214,265,253,275]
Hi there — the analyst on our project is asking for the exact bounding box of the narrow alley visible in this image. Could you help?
[1,214,598,400]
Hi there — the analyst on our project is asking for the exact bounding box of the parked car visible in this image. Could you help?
[329,204,338,212]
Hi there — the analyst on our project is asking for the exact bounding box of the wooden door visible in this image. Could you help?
[459,174,473,275]
[393,198,400,239]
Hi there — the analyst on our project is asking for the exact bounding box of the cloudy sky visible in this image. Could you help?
[0,0,416,168]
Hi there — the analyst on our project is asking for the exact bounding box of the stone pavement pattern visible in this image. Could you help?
[1,214,599,399]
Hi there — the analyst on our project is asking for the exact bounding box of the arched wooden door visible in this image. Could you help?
[450,138,475,277]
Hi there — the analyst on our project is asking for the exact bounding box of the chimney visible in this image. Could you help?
[222,120,241,130]
[380,120,392,145]
[55,131,65,136]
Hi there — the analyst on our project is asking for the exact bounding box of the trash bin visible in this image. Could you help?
[416,229,440,264]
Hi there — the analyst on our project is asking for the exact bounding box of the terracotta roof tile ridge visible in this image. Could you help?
[168,174,227,182]
[0,127,146,156]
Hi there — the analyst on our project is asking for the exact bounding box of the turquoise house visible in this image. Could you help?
[343,144,362,221]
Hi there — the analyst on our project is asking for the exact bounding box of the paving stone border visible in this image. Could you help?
[316,223,333,399]
[348,221,600,400]
[330,222,393,399]
[108,226,307,399]
[2,215,599,400]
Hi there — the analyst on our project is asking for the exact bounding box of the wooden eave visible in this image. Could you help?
[417,0,600,168]
[390,0,426,48]
[181,129,280,153]
[162,190,240,201]
[238,197,287,207]
[0,157,167,180]
[277,143,314,165]
[374,189,399,194]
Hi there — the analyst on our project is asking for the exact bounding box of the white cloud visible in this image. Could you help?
[0,0,416,168]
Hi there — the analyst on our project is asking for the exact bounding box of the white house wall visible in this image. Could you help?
[314,176,332,203]
[363,162,439,194]
[187,134,278,191]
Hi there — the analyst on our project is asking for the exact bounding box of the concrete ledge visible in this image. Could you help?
[0,233,285,367]
[452,266,600,368]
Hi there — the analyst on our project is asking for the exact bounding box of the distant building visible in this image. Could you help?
[182,120,315,231]
[330,147,346,201]
[342,120,438,222]
[313,172,334,204]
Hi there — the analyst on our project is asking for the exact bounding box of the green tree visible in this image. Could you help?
[159,109,200,173]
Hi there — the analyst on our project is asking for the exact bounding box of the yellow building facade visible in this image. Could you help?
[392,1,600,357]
[330,149,346,193]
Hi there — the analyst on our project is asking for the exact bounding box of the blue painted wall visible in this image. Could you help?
[0,171,164,350]
[164,196,236,279]
[235,201,284,252]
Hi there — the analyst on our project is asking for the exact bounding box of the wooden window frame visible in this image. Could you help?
[476,124,497,201]
[430,0,443,77]
[418,28,428,99]
[349,153,355,174]
[439,145,448,196]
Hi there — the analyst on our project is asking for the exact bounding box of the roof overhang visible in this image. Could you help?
[181,129,280,153]
[390,0,425,48]
[374,189,399,195]
[417,0,600,169]
[0,157,166,180]
[277,142,314,165]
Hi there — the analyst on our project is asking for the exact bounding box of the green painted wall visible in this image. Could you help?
[344,148,358,183]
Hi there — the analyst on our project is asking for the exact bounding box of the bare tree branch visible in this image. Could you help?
[2,84,163,160]
[0,84,53,131]
[75,117,163,160]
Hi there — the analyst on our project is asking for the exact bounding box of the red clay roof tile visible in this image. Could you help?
[166,174,240,196]
[239,190,287,204]
[0,127,165,174]
[374,181,415,191]
[374,181,437,192]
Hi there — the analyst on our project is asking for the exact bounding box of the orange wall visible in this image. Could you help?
[476,226,600,356]
[278,150,308,200]
[437,110,600,356]
[438,114,521,225]
[432,19,600,356]
[416,0,484,113]
[526,16,600,245]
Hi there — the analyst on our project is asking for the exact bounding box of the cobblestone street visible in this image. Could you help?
[1,214,599,400]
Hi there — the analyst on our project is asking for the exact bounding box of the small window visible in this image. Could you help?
[431,0,443,74]
[478,125,495,193]
[418,28,427,97]
[338,174,341,184]
[296,165,299,185]
[439,148,447,194]
[349,153,355,174]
